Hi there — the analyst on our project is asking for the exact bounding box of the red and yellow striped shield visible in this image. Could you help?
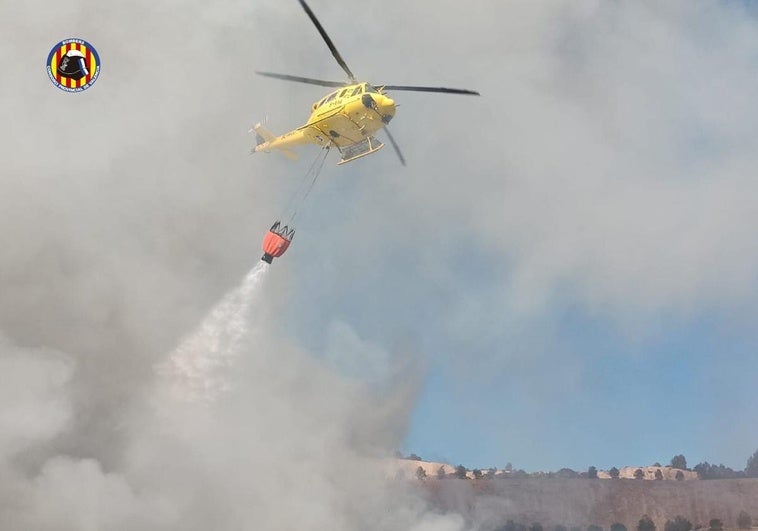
[47,38,101,92]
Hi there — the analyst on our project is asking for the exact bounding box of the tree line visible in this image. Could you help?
[658,451,758,480]
[406,449,758,481]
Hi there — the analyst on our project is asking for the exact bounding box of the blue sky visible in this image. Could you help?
[402,309,757,472]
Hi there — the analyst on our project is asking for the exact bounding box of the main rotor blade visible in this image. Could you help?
[383,126,406,166]
[382,85,480,96]
[255,71,346,88]
[297,0,356,82]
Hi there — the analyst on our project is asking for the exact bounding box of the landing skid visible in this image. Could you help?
[336,136,384,165]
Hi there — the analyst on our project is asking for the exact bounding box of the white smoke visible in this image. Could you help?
[0,336,73,459]
[0,261,457,530]
[0,0,462,528]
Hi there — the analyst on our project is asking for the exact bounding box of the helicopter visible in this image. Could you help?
[252,0,480,166]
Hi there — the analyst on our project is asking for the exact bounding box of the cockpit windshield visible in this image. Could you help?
[316,91,339,108]
[365,84,379,94]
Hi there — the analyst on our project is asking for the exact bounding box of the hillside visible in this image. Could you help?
[417,477,758,531]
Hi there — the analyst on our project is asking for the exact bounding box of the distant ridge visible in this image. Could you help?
[389,459,698,481]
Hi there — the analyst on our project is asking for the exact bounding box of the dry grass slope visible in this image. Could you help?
[419,477,758,531]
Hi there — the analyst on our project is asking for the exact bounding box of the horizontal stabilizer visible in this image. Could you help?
[278,148,298,160]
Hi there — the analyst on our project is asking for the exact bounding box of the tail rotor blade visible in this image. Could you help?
[384,126,406,166]
[297,0,356,82]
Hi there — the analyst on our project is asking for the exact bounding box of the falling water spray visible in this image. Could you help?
[157,261,269,404]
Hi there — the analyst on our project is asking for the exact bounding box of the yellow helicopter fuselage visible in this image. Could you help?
[252,82,396,164]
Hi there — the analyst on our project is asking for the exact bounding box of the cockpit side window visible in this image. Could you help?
[351,86,362,96]
[324,91,338,104]
[339,88,348,97]
[366,84,379,93]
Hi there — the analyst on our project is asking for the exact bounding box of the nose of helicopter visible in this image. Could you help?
[377,94,396,123]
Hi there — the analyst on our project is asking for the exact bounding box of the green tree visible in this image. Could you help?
[530,523,544,531]
[554,525,568,531]
[737,511,752,530]
[587,526,603,531]
[611,524,627,531]
[454,465,467,479]
[557,468,579,479]
[634,468,644,480]
[695,462,743,479]
[746,449,758,478]
[473,469,483,479]
[708,519,723,531]
[671,455,687,470]
[415,466,427,480]
[409,453,422,461]
[588,466,598,479]
[664,516,693,531]
[675,470,684,481]
[638,515,656,531]
[655,469,663,480]
[436,466,446,479]
[694,462,712,479]
[609,467,620,479]
[487,468,497,479]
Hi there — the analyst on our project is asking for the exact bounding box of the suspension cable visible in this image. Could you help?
[281,148,326,217]
[289,146,329,224]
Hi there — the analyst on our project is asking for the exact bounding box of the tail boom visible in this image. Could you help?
[250,123,327,160]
